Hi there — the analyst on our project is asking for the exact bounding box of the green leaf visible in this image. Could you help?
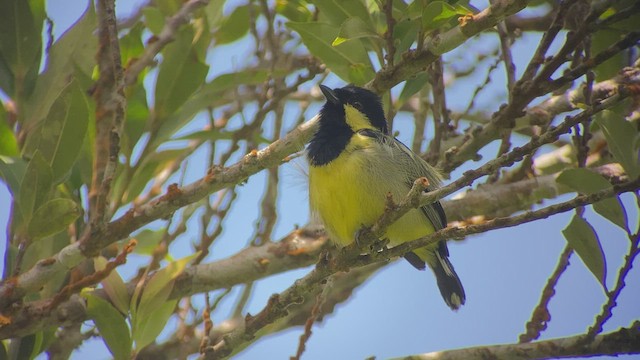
[0,0,44,98]
[0,157,26,196]
[286,21,374,84]
[591,30,624,81]
[402,0,426,21]
[133,299,176,351]
[314,0,373,28]
[205,0,225,27]
[19,150,53,222]
[122,82,149,157]
[24,3,96,127]
[142,6,165,35]
[422,1,466,31]
[85,292,132,360]
[348,63,373,86]
[123,149,190,203]
[562,215,607,290]
[0,339,6,359]
[595,111,640,179]
[23,79,90,183]
[155,0,181,15]
[132,229,165,255]
[393,17,420,62]
[119,22,145,65]
[593,196,628,232]
[95,256,130,315]
[332,17,379,46]
[27,198,82,239]
[398,73,429,106]
[152,69,279,147]
[0,103,19,156]
[138,252,198,311]
[132,253,198,350]
[557,168,628,231]
[276,0,312,22]
[155,27,209,119]
[556,168,612,193]
[214,4,251,44]
[14,332,42,360]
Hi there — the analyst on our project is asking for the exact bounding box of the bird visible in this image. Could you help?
[307,84,465,310]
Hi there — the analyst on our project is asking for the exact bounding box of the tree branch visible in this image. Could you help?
[123,0,209,85]
[88,0,126,229]
[368,0,529,93]
[395,322,640,360]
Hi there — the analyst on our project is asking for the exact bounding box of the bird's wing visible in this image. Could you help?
[389,137,447,230]
[356,129,447,230]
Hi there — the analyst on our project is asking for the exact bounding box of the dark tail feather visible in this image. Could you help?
[430,244,466,311]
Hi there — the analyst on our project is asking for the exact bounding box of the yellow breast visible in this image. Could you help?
[308,138,436,247]
[309,151,380,245]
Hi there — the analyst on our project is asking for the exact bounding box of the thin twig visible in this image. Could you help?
[123,0,209,85]
[586,218,640,340]
[519,245,573,343]
[291,277,332,360]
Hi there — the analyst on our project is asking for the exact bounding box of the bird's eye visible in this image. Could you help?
[352,101,363,110]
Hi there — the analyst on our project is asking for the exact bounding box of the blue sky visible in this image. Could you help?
[0,1,638,359]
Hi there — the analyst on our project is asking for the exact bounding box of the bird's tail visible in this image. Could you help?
[430,246,466,311]
[405,242,466,310]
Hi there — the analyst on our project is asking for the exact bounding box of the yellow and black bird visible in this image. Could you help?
[307,84,465,310]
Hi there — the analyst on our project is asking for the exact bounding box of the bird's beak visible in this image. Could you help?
[319,85,339,105]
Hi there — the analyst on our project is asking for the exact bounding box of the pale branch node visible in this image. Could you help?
[393,322,640,360]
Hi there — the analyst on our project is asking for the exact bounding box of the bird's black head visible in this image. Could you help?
[307,85,389,166]
[318,85,388,134]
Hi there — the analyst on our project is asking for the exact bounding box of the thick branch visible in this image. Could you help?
[444,163,627,220]
[395,323,640,360]
[0,227,325,339]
